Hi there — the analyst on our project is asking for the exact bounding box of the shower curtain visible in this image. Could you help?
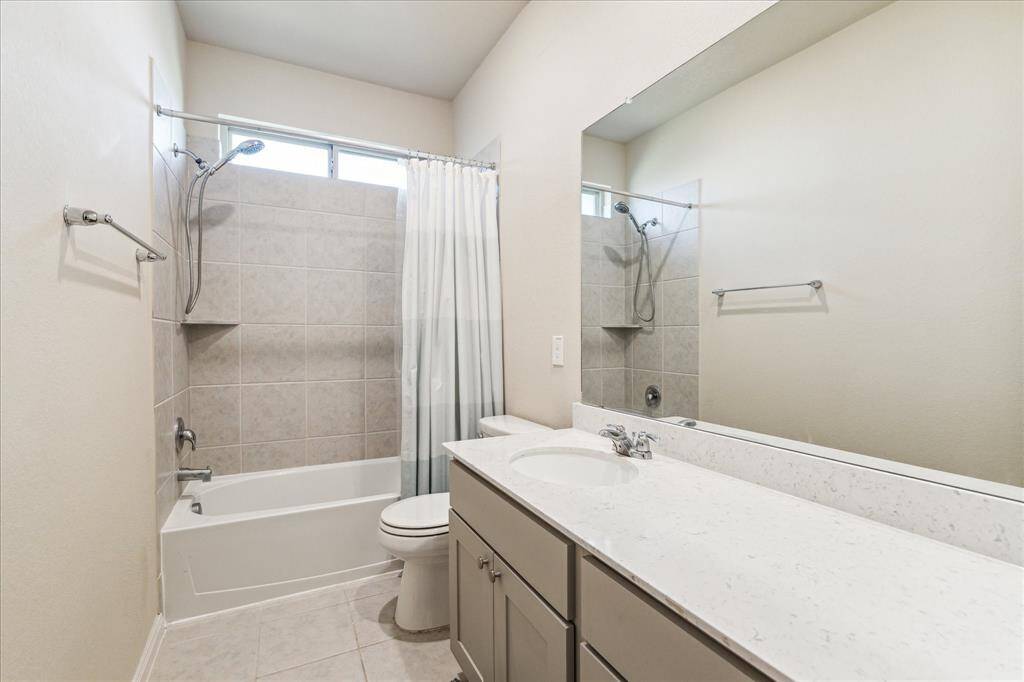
[400,159,503,497]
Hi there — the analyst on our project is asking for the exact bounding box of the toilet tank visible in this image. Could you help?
[478,415,553,438]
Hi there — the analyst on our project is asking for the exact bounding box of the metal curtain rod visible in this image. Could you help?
[712,280,822,298]
[155,106,496,170]
[581,181,696,210]
[63,205,167,262]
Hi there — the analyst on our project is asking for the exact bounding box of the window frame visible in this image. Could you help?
[581,187,611,218]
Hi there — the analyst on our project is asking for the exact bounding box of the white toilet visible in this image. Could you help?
[378,414,552,632]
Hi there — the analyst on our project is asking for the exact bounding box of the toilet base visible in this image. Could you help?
[394,555,450,631]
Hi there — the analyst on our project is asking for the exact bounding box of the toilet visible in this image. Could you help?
[378,414,552,631]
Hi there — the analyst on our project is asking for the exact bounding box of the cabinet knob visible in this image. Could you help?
[488,569,502,583]
[477,556,489,569]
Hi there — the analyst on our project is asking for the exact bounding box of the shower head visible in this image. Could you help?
[210,139,265,174]
[613,201,630,214]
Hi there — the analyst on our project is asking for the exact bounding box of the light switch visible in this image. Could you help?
[551,335,564,367]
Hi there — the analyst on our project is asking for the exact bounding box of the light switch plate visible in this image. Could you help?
[552,335,564,366]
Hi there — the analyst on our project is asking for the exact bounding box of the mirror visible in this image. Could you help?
[580,0,1022,493]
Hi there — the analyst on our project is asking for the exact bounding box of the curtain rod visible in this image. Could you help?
[154,106,496,170]
[581,181,696,210]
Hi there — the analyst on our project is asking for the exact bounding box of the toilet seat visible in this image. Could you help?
[379,492,450,538]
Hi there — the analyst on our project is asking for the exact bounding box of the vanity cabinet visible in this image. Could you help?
[450,459,765,682]
[449,510,574,682]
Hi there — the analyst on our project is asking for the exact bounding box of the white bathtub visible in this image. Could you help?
[161,457,401,622]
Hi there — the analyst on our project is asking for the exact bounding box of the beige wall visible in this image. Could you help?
[624,1,1022,484]
[454,0,773,427]
[186,41,454,154]
[0,1,186,679]
[581,134,625,190]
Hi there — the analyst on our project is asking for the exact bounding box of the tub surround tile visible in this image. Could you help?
[191,200,241,264]
[306,213,365,271]
[153,321,174,403]
[241,325,306,383]
[240,166,311,210]
[241,205,308,267]
[241,383,306,443]
[307,326,364,380]
[191,445,242,476]
[663,326,699,375]
[188,325,241,386]
[153,153,179,246]
[242,440,306,472]
[154,399,176,493]
[581,369,602,404]
[256,603,358,676]
[152,250,178,322]
[660,372,699,419]
[190,386,241,447]
[365,431,399,460]
[307,270,365,325]
[365,380,398,433]
[308,381,365,437]
[242,265,306,324]
[308,177,365,216]
[364,219,396,273]
[662,277,699,326]
[188,262,240,323]
[581,286,601,327]
[259,650,365,682]
[307,435,366,465]
[364,186,398,220]
[172,324,189,394]
[364,327,397,379]
[364,273,397,326]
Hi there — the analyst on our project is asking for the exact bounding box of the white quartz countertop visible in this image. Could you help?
[444,429,1023,681]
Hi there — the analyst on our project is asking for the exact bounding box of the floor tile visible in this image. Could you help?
[259,584,349,622]
[150,629,257,681]
[257,603,358,676]
[164,608,261,645]
[359,638,459,682]
[257,650,365,681]
[351,592,449,648]
[345,572,403,602]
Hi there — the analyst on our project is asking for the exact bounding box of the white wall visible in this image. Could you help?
[186,41,454,154]
[454,1,774,426]
[0,1,186,678]
[624,1,1022,484]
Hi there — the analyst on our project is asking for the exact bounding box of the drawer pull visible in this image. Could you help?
[489,569,502,583]
[477,556,490,569]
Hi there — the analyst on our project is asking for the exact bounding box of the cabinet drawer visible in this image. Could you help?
[579,556,765,681]
[450,460,574,619]
[579,643,623,682]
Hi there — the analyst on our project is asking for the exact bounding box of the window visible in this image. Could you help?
[581,187,611,218]
[225,127,331,177]
[221,124,407,189]
[336,150,405,189]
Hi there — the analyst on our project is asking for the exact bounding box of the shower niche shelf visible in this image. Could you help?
[601,324,643,330]
[181,319,239,326]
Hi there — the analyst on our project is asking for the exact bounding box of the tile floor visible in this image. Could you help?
[148,571,459,681]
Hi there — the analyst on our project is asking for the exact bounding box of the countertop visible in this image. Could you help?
[444,429,1023,681]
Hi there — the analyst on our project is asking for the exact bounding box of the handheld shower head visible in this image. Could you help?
[613,201,630,215]
[210,139,265,174]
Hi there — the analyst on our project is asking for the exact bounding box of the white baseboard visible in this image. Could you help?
[132,613,165,682]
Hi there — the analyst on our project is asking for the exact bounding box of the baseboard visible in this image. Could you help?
[132,613,165,682]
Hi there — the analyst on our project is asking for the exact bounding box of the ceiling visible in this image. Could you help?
[177,0,527,100]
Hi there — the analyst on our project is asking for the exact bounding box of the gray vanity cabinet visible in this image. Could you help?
[449,512,495,682]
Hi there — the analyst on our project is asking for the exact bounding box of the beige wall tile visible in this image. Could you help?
[152,248,177,322]
[364,186,397,220]
[364,274,396,326]
[152,153,178,246]
[154,399,176,493]
[153,320,174,404]
[191,445,242,476]
[188,324,240,385]
[307,213,365,270]
[190,385,241,447]
[661,277,698,326]
[240,205,308,267]
[364,327,397,379]
[308,326,363,380]
[190,200,240,264]
[308,435,365,465]
[172,323,189,394]
[365,431,398,459]
[308,177,364,216]
[241,325,306,383]
[663,326,699,375]
[630,325,662,371]
[600,368,628,409]
[308,381,364,437]
[365,379,398,433]
[582,369,602,404]
[601,328,628,369]
[240,166,310,210]
[241,383,306,443]
[242,440,306,473]
[308,270,365,324]
[241,265,305,324]
[364,219,396,273]
[188,262,240,323]
[661,372,698,419]
[582,286,601,327]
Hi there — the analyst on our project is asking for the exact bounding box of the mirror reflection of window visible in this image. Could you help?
[581,187,610,218]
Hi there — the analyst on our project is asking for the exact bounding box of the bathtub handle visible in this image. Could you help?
[488,569,502,583]
[477,556,489,570]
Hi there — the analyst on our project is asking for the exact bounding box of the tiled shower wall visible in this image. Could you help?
[582,181,701,419]
[182,136,403,475]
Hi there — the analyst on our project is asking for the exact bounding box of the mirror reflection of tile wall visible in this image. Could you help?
[582,181,701,420]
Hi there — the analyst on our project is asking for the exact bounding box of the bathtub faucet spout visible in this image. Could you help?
[177,467,213,483]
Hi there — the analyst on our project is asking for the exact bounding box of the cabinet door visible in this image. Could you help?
[450,511,495,682]
[493,556,574,682]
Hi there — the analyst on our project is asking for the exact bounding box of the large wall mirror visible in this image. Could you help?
[579,0,1022,495]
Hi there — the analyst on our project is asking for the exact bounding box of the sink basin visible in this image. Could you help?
[509,446,639,487]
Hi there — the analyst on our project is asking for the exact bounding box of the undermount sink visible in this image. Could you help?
[510,446,639,487]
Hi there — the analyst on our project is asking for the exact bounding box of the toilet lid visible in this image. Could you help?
[381,492,450,531]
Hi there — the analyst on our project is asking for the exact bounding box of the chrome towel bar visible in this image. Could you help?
[713,280,822,297]
[63,205,166,262]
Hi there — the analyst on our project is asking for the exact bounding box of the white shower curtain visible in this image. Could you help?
[400,159,503,497]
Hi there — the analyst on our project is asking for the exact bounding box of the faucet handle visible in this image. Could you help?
[633,431,657,455]
[600,423,626,436]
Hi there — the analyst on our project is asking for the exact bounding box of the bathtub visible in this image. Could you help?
[161,457,401,622]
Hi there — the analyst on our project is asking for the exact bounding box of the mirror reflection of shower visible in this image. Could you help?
[613,200,657,323]
[174,139,265,315]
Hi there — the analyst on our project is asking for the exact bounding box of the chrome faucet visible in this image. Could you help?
[598,424,658,460]
[177,467,213,483]
[174,417,197,453]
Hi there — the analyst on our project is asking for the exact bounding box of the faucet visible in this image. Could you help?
[174,417,197,453]
[598,424,658,460]
[177,467,213,483]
